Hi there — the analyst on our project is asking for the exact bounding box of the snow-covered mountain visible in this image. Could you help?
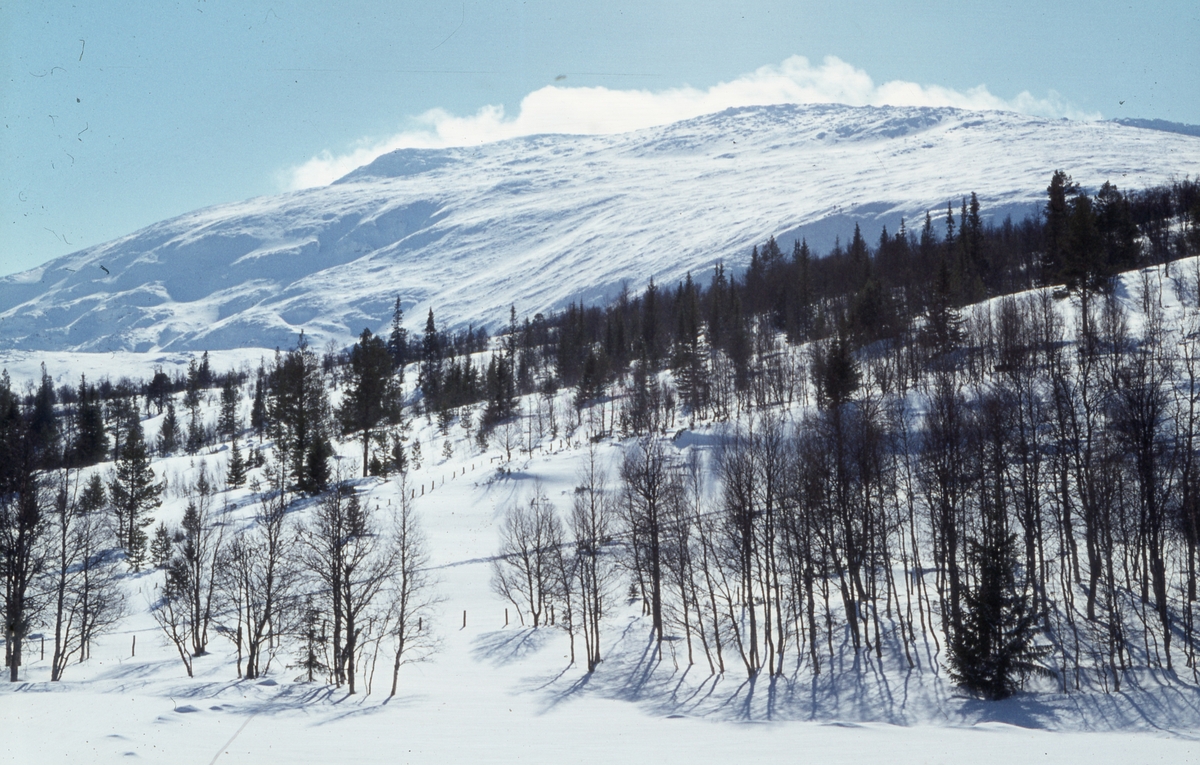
[2,103,1198,353]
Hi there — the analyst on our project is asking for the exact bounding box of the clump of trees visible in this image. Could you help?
[1,371,125,682]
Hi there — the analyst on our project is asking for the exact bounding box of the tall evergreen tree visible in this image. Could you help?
[158,403,181,455]
[484,353,518,426]
[302,436,333,495]
[146,369,172,415]
[642,279,662,370]
[789,238,813,342]
[150,522,173,569]
[924,254,964,357]
[1042,170,1078,283]
[339,328,401,477]
[848,223,870,292]
[814,335,859,409]
[29,364,59,468]
[217,376,241,441]
[672,272,708,417]
[949,489,1047,699]
[1095,181,1140,273]
[1063,190,1106,295]
[109,418,163,569]
[0,380,48,681]
[964,191,986,298]
[269,334,331,493]
[420,309,443,409]
[71,375,108,466]
[226,436,248,488]
[250,365,268,441]
[186,400,205,455]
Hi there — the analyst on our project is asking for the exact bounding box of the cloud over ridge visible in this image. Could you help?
[287,55,1099,189]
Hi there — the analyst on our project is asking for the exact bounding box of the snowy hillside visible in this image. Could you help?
[2,103,1198,354]
[8,258,1200,764]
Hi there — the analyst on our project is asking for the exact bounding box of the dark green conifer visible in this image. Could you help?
[109,418,163,569]
[949,498,1048,700]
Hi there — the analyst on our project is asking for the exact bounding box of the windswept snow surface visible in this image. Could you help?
[2,104,1198,355]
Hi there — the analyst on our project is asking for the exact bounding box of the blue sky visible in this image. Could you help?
[3,0,1197,277]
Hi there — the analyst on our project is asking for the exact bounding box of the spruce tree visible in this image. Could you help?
[292,595,328,683]
[338,328,400,477]
[301,436,333,495]
[227,436,247,488]
[217,376,241,441]
[484,353,517,426]
[269,334,331,492]
[1063,191,1105,295]
[920,210,937,258]
[0,370,19,492]
[420,309,443,410]
[848,223,870,292]
[410,439,422,471]
[109,418,163,569]
[79,473,105,516]
[1095,182,1139,272]
[250,366,267,441]
[392,434,409,474]
[1042,169,1078,284]
[158,403,181,455]
[944,200,957,267]
[815,335,859,409]
[924,254,964,357]
[790,239,813,342]
[30,364,59,468]
[184,358,202,410]
[150,523,173,569]
[147,369,172,415]
[72,375,108,466]
[672,272,708,416]
[186,401,204,455]
[949,496,1047,700]
[574,350,604,412]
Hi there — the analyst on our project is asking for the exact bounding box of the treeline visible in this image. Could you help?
[12,174,1196,475]
[387,174,1200,431]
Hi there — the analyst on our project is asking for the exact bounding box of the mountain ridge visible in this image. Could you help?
[2,103,1198,353]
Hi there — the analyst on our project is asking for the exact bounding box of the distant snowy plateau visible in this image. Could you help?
[3,103,1199,364]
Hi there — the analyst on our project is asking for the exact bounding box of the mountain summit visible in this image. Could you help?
[3,103,1197,353]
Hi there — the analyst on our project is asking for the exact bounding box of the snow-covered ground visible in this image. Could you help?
[2,103,1197,354]
[8,261,1200,763]
[7,429,1200,765]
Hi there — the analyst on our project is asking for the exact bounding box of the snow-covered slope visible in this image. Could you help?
[2,103,1198,353]
[8,262,1200,763]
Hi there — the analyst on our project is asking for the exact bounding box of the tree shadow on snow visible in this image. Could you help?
[471,627,554,667]
[512,616,1200,735]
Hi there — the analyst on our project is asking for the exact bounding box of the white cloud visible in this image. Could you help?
[286,55,1099,189]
